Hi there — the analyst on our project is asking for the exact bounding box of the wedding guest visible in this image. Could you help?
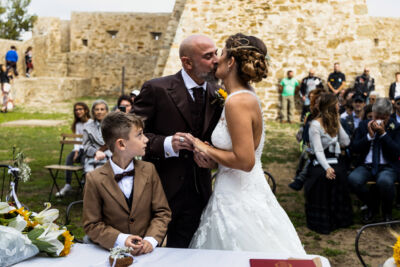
[369,91,380,105]
[25,47,33,78]
[299,68,323,122]
[0,64,11,113]
[83,100,112,173]
[305,93,353,234]
[391,96,400,123]
[112,94,133,113]
[56,102,91,197]
[279,70,299,123]
[389,72,400,104]
[289,88,325,191]
[354,67,375,99]
[83,112,171,253]
[132,35,222,248]
[5,46,18,76]
[363,104,373,121]
[327,63,346,96]
[348,98,400,223]
[341,92,366,138]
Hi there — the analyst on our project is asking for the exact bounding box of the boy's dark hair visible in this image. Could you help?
[10,46,16,50]
[117,94,133,107]
[101,112,144,152]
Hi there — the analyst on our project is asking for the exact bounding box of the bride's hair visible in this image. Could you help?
[225,33,268,83]
[318,93,340,137]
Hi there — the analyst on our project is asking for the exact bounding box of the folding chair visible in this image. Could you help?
[45,133,84,201]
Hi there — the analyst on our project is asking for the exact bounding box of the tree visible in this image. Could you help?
[0,0,37,40]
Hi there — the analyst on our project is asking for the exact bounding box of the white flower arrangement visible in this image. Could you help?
[13,151,31,183]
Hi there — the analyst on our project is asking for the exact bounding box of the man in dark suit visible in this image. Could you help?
[389,72,400,104]
[348,98,400,223]
[132,35,222,248]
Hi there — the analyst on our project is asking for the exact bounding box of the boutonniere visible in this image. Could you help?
[389,123,395,130]
[211,88,227,107]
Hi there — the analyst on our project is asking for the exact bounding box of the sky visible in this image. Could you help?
[26,0,400,19]
[21,0,400,39]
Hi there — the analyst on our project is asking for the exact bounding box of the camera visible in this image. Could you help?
[118,106,126,113]
[376,119,382,125]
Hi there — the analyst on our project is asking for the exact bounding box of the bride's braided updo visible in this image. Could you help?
[225,33,268,83]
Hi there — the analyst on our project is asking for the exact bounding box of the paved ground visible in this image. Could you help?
[0,119,67,127]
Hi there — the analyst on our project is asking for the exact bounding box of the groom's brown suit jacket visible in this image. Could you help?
[132,70,222,203]
[83,160,171,249]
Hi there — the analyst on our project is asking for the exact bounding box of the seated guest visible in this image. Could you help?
[341,92,366,138]
[391,96,400,123]
[369,91,380,105]
[304,93,353,234]
[363,104,373,121]
[83,112,171,254]
[348,98,400,223]
[56,102,92,197]
[83,100,112,173]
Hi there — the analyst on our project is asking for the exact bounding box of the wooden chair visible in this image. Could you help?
[45,133,84,201]
[355,220,400,267]
[0,164,20,202]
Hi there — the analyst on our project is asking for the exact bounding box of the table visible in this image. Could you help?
[15,243,330,267]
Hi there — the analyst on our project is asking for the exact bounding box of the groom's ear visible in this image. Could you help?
[181,56,193,70]
[228,56,235,69]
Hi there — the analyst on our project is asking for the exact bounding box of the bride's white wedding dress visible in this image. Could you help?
[189,90,306,255]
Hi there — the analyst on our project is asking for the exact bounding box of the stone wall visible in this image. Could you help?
[161,0,400,120]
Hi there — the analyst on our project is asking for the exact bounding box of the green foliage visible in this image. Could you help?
[0,0,37,40]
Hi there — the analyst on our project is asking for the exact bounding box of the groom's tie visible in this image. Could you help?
[192,87,205,136]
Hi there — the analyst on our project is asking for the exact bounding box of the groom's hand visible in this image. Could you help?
[194,150,217,169]
[171,132,194,152]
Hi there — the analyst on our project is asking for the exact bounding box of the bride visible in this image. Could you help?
[187,33,306,255]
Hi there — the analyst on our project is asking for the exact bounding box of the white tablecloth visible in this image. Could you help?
[15,243,330,267]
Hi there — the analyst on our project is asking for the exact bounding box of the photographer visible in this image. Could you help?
[347,98,400,223]
[114,94,133,113]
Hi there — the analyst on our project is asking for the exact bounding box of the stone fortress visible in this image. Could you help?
[2,0,400,119]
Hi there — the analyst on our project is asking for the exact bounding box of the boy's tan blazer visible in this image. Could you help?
[83,160,171,249]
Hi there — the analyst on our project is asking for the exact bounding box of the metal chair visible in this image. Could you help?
[264,170,276,194]
[0,164,20,202]
[45,133,84,201]
[65,200,84,244]
[355,220,400,267]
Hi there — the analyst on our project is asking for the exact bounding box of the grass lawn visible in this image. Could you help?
[0,108,398,266]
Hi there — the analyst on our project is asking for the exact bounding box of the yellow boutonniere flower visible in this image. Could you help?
[389,123,395,130]
[218,88,228,100]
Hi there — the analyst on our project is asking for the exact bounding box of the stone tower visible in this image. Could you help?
[161,0,400,119]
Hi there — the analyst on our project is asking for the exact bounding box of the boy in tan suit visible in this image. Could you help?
[83,112,171,255]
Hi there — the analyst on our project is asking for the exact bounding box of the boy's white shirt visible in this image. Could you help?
[110,158,158,249]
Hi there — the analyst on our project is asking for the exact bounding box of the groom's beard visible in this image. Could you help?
[194,64,219,84]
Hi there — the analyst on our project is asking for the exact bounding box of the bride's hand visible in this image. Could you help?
[186,134,209,154]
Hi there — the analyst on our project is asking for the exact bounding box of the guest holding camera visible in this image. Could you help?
[348,98,400,223]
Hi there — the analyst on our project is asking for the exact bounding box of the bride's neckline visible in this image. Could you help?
[226,89,256,101]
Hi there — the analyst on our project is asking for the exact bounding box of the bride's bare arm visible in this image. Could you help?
[189,94,259,172]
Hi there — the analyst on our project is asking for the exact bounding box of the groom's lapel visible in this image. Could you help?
[167,71,194,130]
[202,84,218,137]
